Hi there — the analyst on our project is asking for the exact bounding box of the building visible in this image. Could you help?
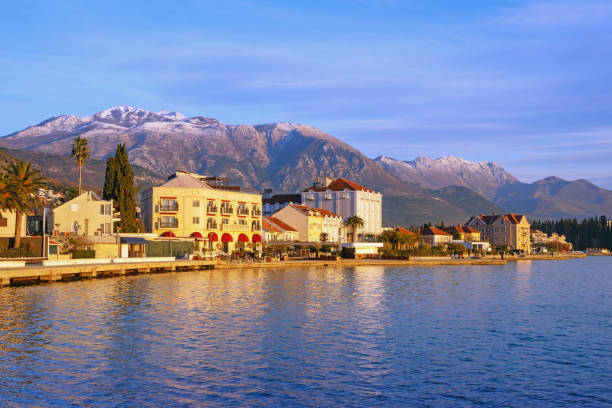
[393,226,420,250]
[450,239,491,252]
[141,171,263,254]
[302,177,382,237]
[466,213,531,252]
[262,217,281,242]
[0,210,26,238]
[264,216,299,241]
[421,226,453,247]
[262,191,302,216]
[48,191,117,236]
[271,204,326,242]
[445,225,481,241]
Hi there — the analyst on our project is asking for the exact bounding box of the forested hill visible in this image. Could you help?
[531,217,612,250]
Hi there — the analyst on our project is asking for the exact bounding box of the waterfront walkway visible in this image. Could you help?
[0,254,586,288]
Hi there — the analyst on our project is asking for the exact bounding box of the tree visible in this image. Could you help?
[5,162,44,248]
[0,173,15,211]
[103,144,138,232]
[71,137,90,195]
[319,232,329,242]
[345,215,365,243]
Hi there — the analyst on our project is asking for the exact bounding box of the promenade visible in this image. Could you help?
[0,253,587,288]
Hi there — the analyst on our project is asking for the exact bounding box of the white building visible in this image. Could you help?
[301,177,382,236]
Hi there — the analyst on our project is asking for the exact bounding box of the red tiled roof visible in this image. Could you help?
[462,226,480,234]
[396,226,416,236]
[262,217,281,233]
[290,204,340,218]
[421,226,452,236]
[266,217,298,232]
[303,178,375,193]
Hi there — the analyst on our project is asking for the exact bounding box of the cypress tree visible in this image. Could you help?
[102,144,138,232]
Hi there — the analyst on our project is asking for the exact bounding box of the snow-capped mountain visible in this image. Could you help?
[376,155,518,200]
[0,106,415,195]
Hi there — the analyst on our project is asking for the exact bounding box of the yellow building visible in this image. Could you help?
[446,226,481,241]
[141,171,262,254]
[0,210,26,238]
[48,191,117,236]
[466,213,531,252]
[271,204,324,242]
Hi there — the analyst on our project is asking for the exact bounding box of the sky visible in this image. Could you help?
[1,0,612,188]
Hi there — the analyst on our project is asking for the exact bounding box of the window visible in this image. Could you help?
[222,218,229,224]
[0,217,7,227]
[238,219,247,225]
[100,204,112,215]
[160,199,178,211]
[193,200,200,207]
[99,223,112,234]
[161,216,178,228]
[193,217,200,224]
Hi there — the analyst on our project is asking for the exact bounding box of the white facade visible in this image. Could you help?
[302,183,382,235]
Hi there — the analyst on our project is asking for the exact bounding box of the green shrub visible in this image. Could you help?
[71,249,96,259]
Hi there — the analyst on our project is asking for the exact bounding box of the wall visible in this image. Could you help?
[0,211,27,238]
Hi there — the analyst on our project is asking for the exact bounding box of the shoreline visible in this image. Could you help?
[0,254,588,288]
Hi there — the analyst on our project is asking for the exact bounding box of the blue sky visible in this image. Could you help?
[1,0,612,187]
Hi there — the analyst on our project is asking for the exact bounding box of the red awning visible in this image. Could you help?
[160,231,176,237]
[221,233,233,242]
[252,234,262,243]
[238,233,249,243]
[208,232,218,242]
[190,232,203,238]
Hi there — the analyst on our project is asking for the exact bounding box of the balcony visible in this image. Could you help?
[237,208,249,216]
[252,223,261,231]
[160,222,179,229]
[252,208,261,216]
[221,206,233,215]
[206,205,218,213]
[207,222,218,230]
[160,203,179,212]
[220,223,250,231]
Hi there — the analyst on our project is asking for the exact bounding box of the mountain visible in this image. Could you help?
[375,155,517,200]
[376,155,612,219]
[0,147,165,192]
[384,186,506,226]
[495,177,612,219]
[0,106,419,195]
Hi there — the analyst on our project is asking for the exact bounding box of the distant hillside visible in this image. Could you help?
[384,186,506,226]
[495,177,612,219]
[0,147,165,191]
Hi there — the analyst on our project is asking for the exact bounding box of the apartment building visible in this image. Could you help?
[466,213,531,252]
[272,203,345,242]
[141,171,262,253]
[302,177,382,236]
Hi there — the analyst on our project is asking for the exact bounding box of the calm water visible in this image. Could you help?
[1,258,611,407]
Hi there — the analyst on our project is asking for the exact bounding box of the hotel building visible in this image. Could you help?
[141,171,262,253]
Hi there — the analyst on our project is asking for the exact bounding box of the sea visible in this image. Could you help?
[0,258,610,407]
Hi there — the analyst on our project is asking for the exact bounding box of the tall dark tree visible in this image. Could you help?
[103,144,138,232]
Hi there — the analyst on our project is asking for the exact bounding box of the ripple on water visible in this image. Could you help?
[0,259,611,407]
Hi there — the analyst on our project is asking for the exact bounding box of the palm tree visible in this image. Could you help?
[345,215,365,243]
[6,162,44,248]
[71,136,90,195]
[0,173,14,211]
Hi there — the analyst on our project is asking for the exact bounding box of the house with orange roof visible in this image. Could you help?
[272,203,346,242]
[264,216,299,241]
[421,226,453,247]
[302,176,382,237]
[466,213,530,252]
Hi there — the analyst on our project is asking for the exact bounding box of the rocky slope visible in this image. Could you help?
[0,106,418,195]
[375,155,517,200]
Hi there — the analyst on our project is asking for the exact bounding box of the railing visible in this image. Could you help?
[237,208,249,216]
[160,204,179,211]
[221,206,233,214]
[252,224,261,231]
[160,222,179,228]
[207,222,218,229]
[220,224,250,231]
[252,209,261,216]
[207,205,218,213]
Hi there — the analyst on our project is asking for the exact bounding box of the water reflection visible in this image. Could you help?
[0,259,610,406]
